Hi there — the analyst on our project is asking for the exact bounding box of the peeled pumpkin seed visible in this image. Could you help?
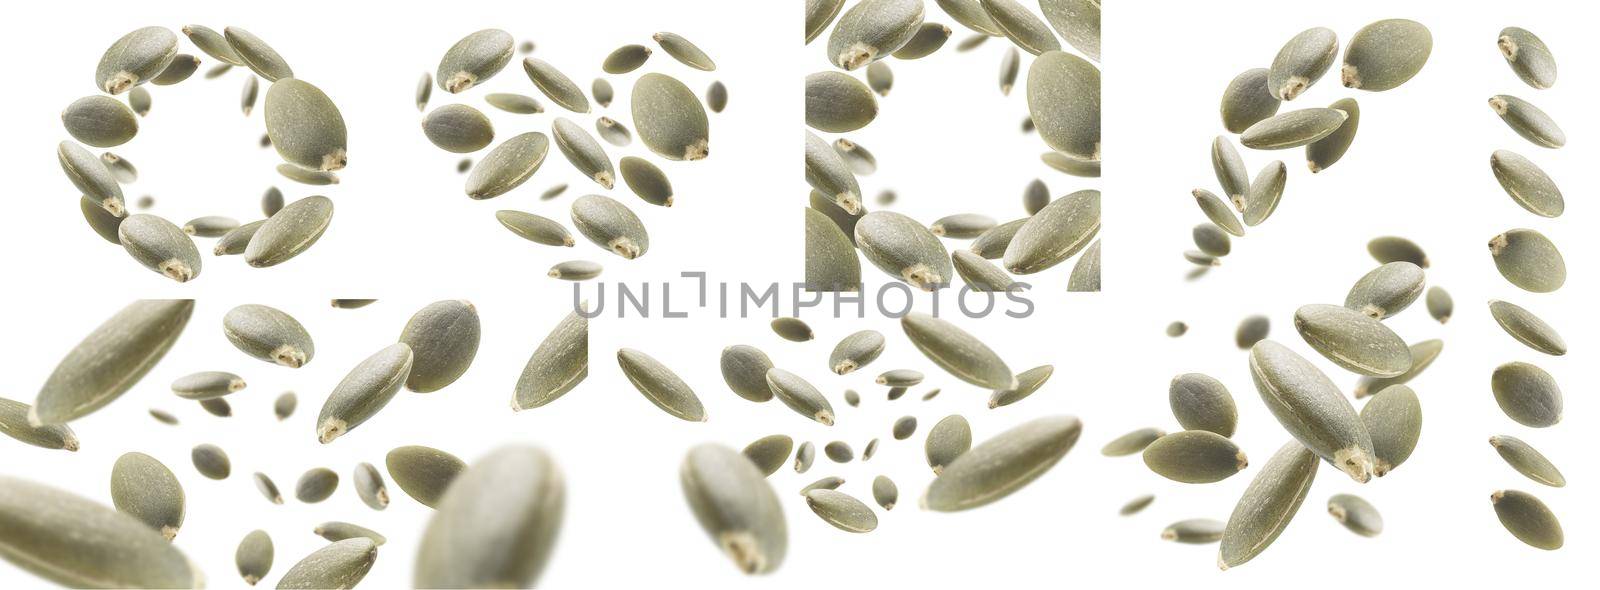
[1489,435,1565,487]
[1101,427,1165,457]
[205,63,232,79]
[766,368,835,426]
[572,194,649,259]
[96,27,178,94]
[0,475,201,588]
[1488,228,1565,292]
[1344,261,1424,320]
[522,58,590,113]
[1039,0,1100,61]
[1066,239,1101,292]
[224,304,314,368]
[811,191,864,245]
[1490,150,1563,217]
[720,345,775,403]
[386,445,465,508]
[191,444,231,479]
[110,452,185,540]
[1491,490,1562,550]
[1268,27,1337,101]
[806,208,862,292]
[0,399,78,451]
[827,0,925,70]
[893,22,951,59]
[1425,286,1452,323]
[415,73,431,111]
[902,312,1015,389]
[806,71,878,133]
[62,96,139,148]
[512,308,588,411]
[830,330,885,375]
[80,195,124,245]
[182,25,244,66]
[58,140,125,215]
[1353,339,1442,398]
[171,371,245,399]
[1248,340,1376,482]
[1241,108,1346,150]
[1193,189,1245,237]
[198,398,232,417]
[1488,300,1565,355]
[742,435,795,477]
[954,250,1018,292]
[152,54,199,85]
[794,442,816,473]
[236,529,273,585]
[1163,519,1225,544]
[276,163,338,185]
[1193,223,1231,257]
[619,158,671,205]
[1143,431,1248,483]
[924,415,1082,511]
[277,538,377,589]
[295,468,338,503]
[422,104,494,153]
[223,27,291,81]
[496,210,574,247]
[436,29,514,93]
[1294,304,1412,377]
[1491,361,1562,428]
[680,443,786,574]
[317,343,413,443]
[924,414,972,474]
[1218,442,1317,569]
[597,117,633,147]
[1489,95,1564,148]
[354,462,390,510]
[30,299,192,425]
[1307,98,1359,172]
[1326,494,1382,537]
[1004,189,1099,275]
[1367,235,1428,268]
[602,44,652,74]
[330,299,376,309]
[1499,27,1556,89]
[266,79,348,171]
[1027,50,1100,161]
[315,522,385,545]
[862,438,880,460]
[274,392,297,420]
[632,73,710,160]
[653,32,716,70]
[1341,19,1432,91]
[1220,68,1280,133]
[466,132,550,199]
[867,61,894,96]
[260,187,284,216]
[872,476,898,510]
[804,489,877,532]
[1241,161,1286,226]
[1120,495,1156,516]
[398,300,481,393]
[486,92,543,114]
[619,348,707,422]
[806,131,863,214]
[245,195,332,268]
[856,211,951,290]
[1169,373,1237,437]
[253,473,283,504]
[824,441,855,463]
[807,0,848,43]
[1358,384,1421,477]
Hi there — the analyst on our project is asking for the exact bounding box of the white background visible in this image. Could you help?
[0,1,1589,589]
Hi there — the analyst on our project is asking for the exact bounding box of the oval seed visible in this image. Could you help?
[940,0,1004,35]
[1488,228,1565,292]
[1491,362,1562,428]
[924,415,972,474]
[512,308,588,411]
[766,368,835,426]
[522,58,590,113]
[615,158,673,208]
[314,522,385,546]
[1248,340,1376,482]
[398,300,481,393]
[1066,239,1101,292]
[1184,251,1219,267]
[834,139,877,175]
[191,444,231,479]
[1210,136,1250,205]
[1341,19,1431,91]
[252,472,283,504]
[1005,189,1099,274]
[1344,261,1425,319]
[803,477,846,495]
[466,132,550,199]
[876,369,924,387]
[1039,0,1099,60]
[828,0,924,70]
[205,63,232,79]
[1119,494,1156,516]
[1101,427,1165,457]
[1326,494,1382,537]
[862,438,880,460]
[829,330,885,375]
[183,25,244,66]
[224,27,291,81]
[245,195,333,267]
[1489,95,1564,148]
[496,211,574,247]
[1193,223,1231,257]
[330,299,376,309]
[845,390,861,407]
[79,196,124,245]
[415,72,431,111]
[152,54,198,85]
[1027,51,1100,161]
[597,117,633,147]
[887,387,908,401]
[619,348,706,422]
[1368,235,1428,268]
[925,415,1082,511]
[316,343,413,443]
[811,191,864,245]
[422,104,494,153]
[719,345,775,403]
[1220,68,1280,133]
[277,538,377,590]
[1490,435,1565,488]
[824,441,855,463]
[1359,384,1421,477]
[0,398,78,451]
[1499,27,1556,89]
[988,364,1054,408]
[804,489,877,532]
[386,445,465,508]
[742,435,795,477]
[806,71,878,133]
[182,215,238,238]
[806,208,862,292]
[295,468,338,503]
[893,22,951,58]
[602,44,652,74]
[589,81,613,114]
[571,194,649,259]
[1488,300,1565,356]
[681,444,786,574]
[1353,339,1442,398]
[276,163,338,185]
[224,304,314,368]
[199,398,231,417]
[236,529,273,585]
[1490,150,1563,217]
[62,96,139,148]
[1169,373,1237,437]
[871,476,898,511]
[436,29,514,93]
[903,312,1015,389]
[1218,442,1317,569]
[58,140,125,215]
[1491,490,1562,550]
[1021,179,1049,215]
[1143,431,1248,484]
[110,452,185,540]
[954,250,1018,292]
[486,92,543,114]
[0,475,201,588]
[1425,286,1452,323]
[1235,315,1270,349]
[266,79,347,171]
[31,299,193,425]
[980,0,1059,55]
[867,61,894,95]
[632,73,709,160]
[553,117,614,189]
[1241,108,1346,150]
[1193,189,1244,238]
[807,0,848,43]
[1268,27,1337,101]
[1163,519,1225,544]
[1294,304,1412,377]
[795,442,817,473]
[806,131,863,214]
[931,213,997,239]
[1307,97,1359,172]
[260,187,284,216]
[274,392,297,420]
[96,27,178,94]
[349,463,390,511]
[652,31,716,71]
[856,211,952,289]
[129,86,153,116]
[171,371,246,400]
[101,152,138,183]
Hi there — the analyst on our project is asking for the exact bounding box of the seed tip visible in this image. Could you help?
[1340,64,1361,89]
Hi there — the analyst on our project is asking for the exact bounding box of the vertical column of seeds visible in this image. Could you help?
[1484,27,1567,552]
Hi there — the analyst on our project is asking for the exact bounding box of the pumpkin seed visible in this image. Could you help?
[824,441,855,463]
[890,23,949,60]
[295,467,338,503]
[829,330,885,375]
[249,473,282,505]
[316,343,413,443]
[1341,19,1431,91]
[1220,68,1280,133]
[1193,189,1245,239]
[766,368,835,426]
[236,529,273,585]
[1491,361,1562,428]
[871,475,898,510]
[1217,442,1317,569]
[496,211,574,247]
[719,345,776,403]
[30,299,192,425]
[940,0,1004,35]
[966,218,1021,258]
[1488,299,1565,356]
[314,522,385,546]
[654,32,716,70]
[182,25,244,66]
[265,78,348,171]
[1353,339,1442,398]
[466,132,550,199]
[237,75,260,117]
[987,364,1054,408]
[1489,435,1565,487]
[980,0,1059,55]
[109,452,184,540]
[572,194,649,259]
[1359,384,1421,477]
[857,211,952,289]
[1020,179,1049,215]
[258,187,284,217]
[181,215,238,238]
[833,139,877,175]
[245,195,332,268]
[1489,95,1565,148]
[924,415,1081,510]
[1005,189,1098,274]
[632,73,709,160]
[597,117,633,147]
[806,131,863,214]
[1039,0,1100,61]
[170,371,245,400]
[1307,98,1359,172]
[1238,160,1286,226]
[619,348,707,422]
[1192,223,1232,257]
[1027,51,1100,161]
[512,308,588,411]
[811,191,865,245]
[101,152,138,183]
[681,444,786,574]
[1163,519,1225,544]
[79,196,124,244]
[1325,493,1382,537]
[1268,27,1337,100]
[1295,304,1412,377]
[1491,490,1562,550]
[58,140,125,215]
[804,490,879,536]
[1065,239,1101,292]
[866,61,894,95]
[97,27,178,94]
[1248,340,1376,482]
[845,390,861,407]
[862,438,880,459]
[485,92,543,114]
[1233,315,1270,350]
[276,163,338,185]
[1167,321,1191,336]
[330,299,377,309]
[954,250,1019,292]
[924,414,972,474]
[422,104,494,153]
[0,475,201,588]
[414,72,431,111]
[1489,228,1565,292]
[807,0,849,43]
[0,399,78,451]
[436,29,513,93]
[1183,251,1219,267]
[1344,262,1424,320]
[354,462,389,510]
[828,0,925,70]
[1367,235,1428,267]
[742,435,795,477]
[886,386,908,401]
[1143,431,1248,483]
[931,213,998,239]
[1490,150,1563,217]
[205,63,232,79]
[553,118,614,189]
[398,300,481,393]
[1101,427,1165,457]
[277,538,377,589]
[1498,27,1556,89]
[1210,136,1249,204]
[199,397,231,417]
[1423,286,1452,323]
[1168,373,1238,437]
[191,444,231,479]
[795,442,817,473]
[386,445,465,508]
[1119,494,1156,516]
[1241,108,1346,150]
[542,185,569,200]
[62,96,139,148]
[274,392,297,420]
[903,312,1015,389]
[223,304,314,368]
[806,71,878,133]
[522,58,590,113]
[224,27,291,81]
[602,44,652,74]
[806,209,862,292]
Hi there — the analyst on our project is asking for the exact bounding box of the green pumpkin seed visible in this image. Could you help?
[862,438,880,459]
[602,44,652,74]
[866,61,894,95]
[1489,95,1565,148]
[170,371,245,400]
[806,131,863,214]
[856,211,951,289]
[1491,361,1562,428]
[806,208,862,292]
[980,0,1059,55]
[806,71,878,133]
[109,452,184,540]
[199,397,232,417]
[924,414,972,474]
[939,0,1004,35]
[1489,228,1565,292]
[181,215,238,238]
[496,211,574,247]
[236,529,273,585]
[834,138,877,175]
[1192,223,1231,257]
[261,187,284,216]
[1498,27,1556,89]
[205,63,232,79]
[553,118,614,189]
[802,477,847,495]
[0,475,201,588]
[421,104,494,153]
[1367,235,1428,268]
[615,156,669,203]
[807,0,848,43]
[222,304,314,368]
[1489,435,1565,487]
[1341,19,1432,91]
[215,222,262,256]
[1248,340,1376,482]
[903,313,1015,389]
[1307,97,1359,172]
[436,29,513,93]
[1268,27,1337,101]
[386,445,465,508]
[1294,304,1412,377]
[1119,494,1155,516]
[571,194,649,259]
[811,191,865,245]
[1359,384,1421,477]
[597,117,633,147]
[1168,373,1237,437]
[954,250,1018,292]
[1234,315,1270,349]
[824,441,855,463]
[795,442,817,473]
[330,299,376,309]
[1217,442,1317,569]
[1143,431,1248,483]
[224,27,291,81]
[1488,299,1565,356]
[245,195,332,267]
[315,522,385,546]
[894,22,951,58]
[354,462,389,510]
[0,399,78,451]
[1183,251,1219,267]
[1353,339,1442,398]
[653,32,716,70]
[1004,189,1099,274]
[1326,493,1382,537]
[1063,238,1101,291]
[681,444,786,574]
[619,348,707,422]
[398,300,481,393]
[1210,136,1249,204]
[1167,321,1191,337]
[512,308,588,411]
[844,390,861,407]
[719,345,775,403]
[1240,161,1285,226]
[1241,108,1346,150]
[266,79,348,171]
[96,27,178,94]
[252,472,283,504]
[79,195,124,245]
[62,96,138,148]
[1491,490,1562,550]
[829,330,885,375]
[742,435,795,477]
[316,343,413,443]
[1101,427,1164,457]
[182,25,244,66]
[931,213,998,239]
[1021,179,1049,214]
[866,476,897,511]
[152,54,199,85]
[414,72,431,111]
[58,140,125,215]
[1424,286,1452,323]
[31,299,192,425]
[1220,68,1280,133]
[886,387,907,401]
[191,444,231,479]
[632,73,709,160]
[486,92,543,114]
[274,392,297,420]
[101,152,138,183]
[988,364,1054,408]
[466,132,550,199]
[924,415,1081,510]
[1163,519,1225,544]
[1344,261,1424,319]
[828,0,925,70]
[804,489,877,532]
[295,467,338,503]
[1027,51,1100,161]
[276,163,338,185]
[1193,189,1244,238]
[1490,150,1563,217]
[522,58,590,113]
[766,368,835,426]
[1039,0,1100,61]
[277,538,376,589]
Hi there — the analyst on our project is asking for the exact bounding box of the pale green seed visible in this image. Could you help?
[590,81,615,112]
[1236,315,1270,349]
[866,61,894,96]
[862,438,880,459]
[236,529,273,585]
[266,79,347,171]
[834,138,877,175]
[932,213,997,239]
[1490,435,1565,487]
[939,0,1004,36]
[182,25,244,66]
[1241,108,1346,150]
[811,191,864,245]
[845,390,861,407]
[807,0,849,43]
[485,92,543,114]
[119,215,200,281]
[1294,304,1412,377]
[80,195,124,245]
[245,195,332,268]
[398,300,480,393]
[294,467,338,503]
[1248,340,1376,482]
[1039,0,1101,61]
[1193,189,1244,238]
[252,472,283,505]
[1217,442,1317,569]
[1210,136,1249,206]
[386,445,465,508]
[1163,519,1225,544]
[1368,235,1428,268]
[1341,19,1431,91]
[330,299,376,309]
[1120,494,1155,516]
[1167,321,1190,337]
[436,29,514,93]
[58,140,125,215]
[632,73,709,160]
[152,54,199,85]
[824,441,855,463]
[828,0,925,70]
[742,435,795,477]
[277,538,376,589]
[795,442,817,473]
[1488,300,1564,355]
[1353,339,1442,398]
[1220,68,1280,133]
[1327,494,1382,537]
[354,462,389,510]
[804,489,877,532]
[1490,150,1563,217]
[893,22,951,58]
[1489,228,1565,292]
[1027,51,1100,160]
[681,444,786,574]
[988,365,1054,408]
[770,318,814,342]
[1101,427,1164,457]
[316,343,413,443]
[553,117,615,189]
[191,444,231,479]
[0,475,201,588]
[170,371,245,400]
[602,44,652,74]
[1241,160,1286,226]
[1425,286,1452,323]
[1066,239,1101,292]
[619,348,707,422]
[1344,261,1424,319]
[572,194,649,259]
[1268,27,1337,101]
[806,208,862,292]
[96,27,178,94]
[422,104,494,153]
[720,345,775,403]
[1491,490,1562,550]
[224,27,292,82]
[1491,362,1562,428]
[1193,223,1231,257]
[1489,95,1565,148]
[904,314,1013,390]
[276,164,338,185]
[129,86,153,116]
[314,522,386,546]
[980,0,1059,55]
[857,211,951,289]
[110,452,184,540]
[924,415,1081,510]
[222,304,313,368]
[512,308,588,411]
[806,131,863,214]
[205,63,233,78]
[1184,251,1219,267]
[954,250,1018,292]
[261,187,284,216]
[925,414,972,474]
[1307,97,1359,172]
[888,416,917,441]
[198,398,231,417]
[1022,179,1049,214]
[523,58,590,113]
[806,71,878,133]
[62,96,139,148]
[466,132,550,199]
[1499,27,1556,89]
[971,218,1027,259]
[1143,431,1248,483]
[597,117,633,147]
[872,476,898,510]
[766,368,835,426]
[0,399,78,451]
[415,72,431,111]
[830,330,885,375]
[274,392,297,420]
[182,215,239,238]
[496,210,575,247]
[1169,373,1237,437]
[1004,189,1099,274]
[653,32,716,71]
[1359,384,1421,477]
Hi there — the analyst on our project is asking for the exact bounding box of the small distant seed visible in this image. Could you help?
[1498,27,1556,89]
[830,330,885,374]
[314,521,385,546]
[522,58,590,113]
[902,313,1015,389]
[844,390,860,407]
[240,75,259,115]
[618,348,707,422]
[1491,361,1562,428]
[1343,261,1424,320]
[653,32,716,71]
[354,462,390,510]
[1027,51,1100,161]
[1193,223,1231,257]
[294,468,338,503]
[245,195,333,268]
[1367,236,1428,268]
[1143,431,1248,483]
[827,0,925,70]
[824,441,854,463]
[170,371,245,400]
[182,215,239,238]
[806,71,878,133]
[1340,19,1432,91]
[276,538,376,590]
[1163,519,1225,544]
[1022,179,1049,215]
[1120,495,1156,516]
[1489,95,1565,148]
[680,444,786,575]
[597,117,633,148]
[1489,435,1565,488]
[866,61,894,96]
[236,529,273,585]
[330,299,376,309]
[148,408,177,425]
[602,44,652,74]
[1425,286,1453,324]
[872,476,898,510]
[1102,427,1165,457]
[224,27,291,81]
[1359,384,1421,477]
[707,81,728,113]
[415,72,431,111]
[1236,315,1270,349]
[954,250,1019,292]
[1268,27,1338,101]
[804,489,877,533]
[591,78,613,108]
[1491,490,1562,550]
[876,369,923,387]
[386,445,466,508]
[887,387,907,401]
[1327,494,1383,537]
[924,414,972,474]
[767,368,835,426]
[834,138,877,175]
[795,442,816,473]
[274,392,297,420]
[931,213,997,239]
[892,416,918,440]
[466,132,550,199]
[1488,228,1565,292]
[1307,97,1359,172]
[276,164,338,185]
[1217,442,1318,569]
[422,104,495,153]
[798,475,842,496]
[198,398,231,417]
[1248,340,1376,483]
[1167,321,1189,336]
[191,444,231,480]
[742,435,795,477]
[862,438,880,459]
[101,152,138,183]
[1488,299,1565,356]
[252,473,282,505]
[79,196,124,245]
[316,343,414,443]
[1220,68,1281,133]
[632,73,710,160]
[542,184,569,200]
[924,416,1082,511]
